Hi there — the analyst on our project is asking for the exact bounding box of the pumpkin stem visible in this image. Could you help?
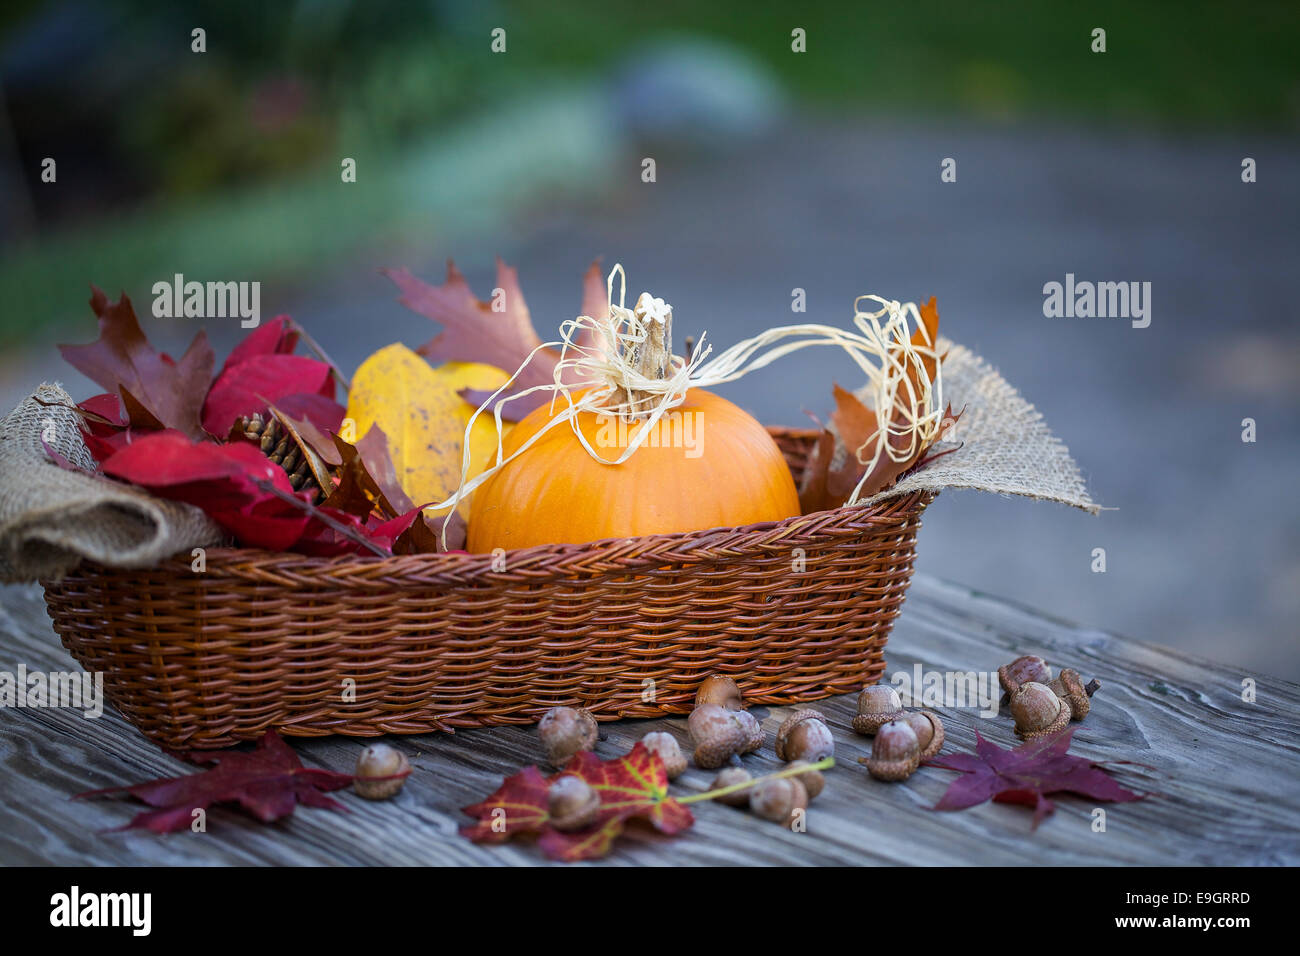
[611,292,673,418]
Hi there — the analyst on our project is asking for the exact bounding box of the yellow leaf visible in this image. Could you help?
[345,345,510,516]
[432,360,514,496]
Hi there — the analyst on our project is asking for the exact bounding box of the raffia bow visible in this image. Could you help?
[433,264,942,542]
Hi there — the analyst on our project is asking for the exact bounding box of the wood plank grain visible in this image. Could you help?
[1,576,1296,866]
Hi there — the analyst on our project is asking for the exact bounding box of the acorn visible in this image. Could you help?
[695,675,745,711]
[641,731,687,780]
[775,710,834,763]
[1009,682,1071,739]
[548,774,600,831]
[786,759,826,800]
[538,707,598,766]
[851,685,905,736]
[862,720,921,782]
[709,767,754,806]
[750,777,809,826]
[688,703,748,769]
[353,743,411,800]
[732,709,766,754]
[1049,668,1100,720]
[997,654,1053,706]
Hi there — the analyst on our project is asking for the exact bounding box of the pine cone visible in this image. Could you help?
[237,413,325,502]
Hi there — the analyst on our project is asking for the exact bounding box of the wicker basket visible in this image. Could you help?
[41,428,932,749]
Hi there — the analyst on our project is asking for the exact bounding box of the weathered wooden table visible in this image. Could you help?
[1,574,1296,866]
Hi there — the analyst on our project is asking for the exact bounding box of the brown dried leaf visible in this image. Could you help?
[386,258,611,420]
[799,297,952,512]
[59,288,214,438]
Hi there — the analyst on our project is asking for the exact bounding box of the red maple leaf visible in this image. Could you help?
[218,313,300,370]
[928,728,1147,829]
[202,354,335,437]
[99,429,314,550]
[272,391,346,435]
[76,731,355,832]
[367,505,463,554]
[69,392,133,462]
[461,742,694,861]
[383,258,610,421]
[59,287,215,439]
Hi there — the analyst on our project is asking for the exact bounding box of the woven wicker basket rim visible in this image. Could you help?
[81,426,931,589]
[156,490,931,589]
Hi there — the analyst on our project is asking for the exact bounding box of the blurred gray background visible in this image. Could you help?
[2,2,1297,678]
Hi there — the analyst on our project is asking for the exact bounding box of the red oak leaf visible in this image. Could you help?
[392,257,542,370]
[460,765,551,845]
[119,386,166,430]
[99,430,312,550]
[461,742,694,861]
[76,731,354,832]
[384,258,609,421]
[59,287,214,439]
[579,258,612,333]
[81,430,129,463]
[929,728,1147,829]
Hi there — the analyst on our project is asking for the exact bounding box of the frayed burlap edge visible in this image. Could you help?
[0,383,223,583]
[855,339,1101,514]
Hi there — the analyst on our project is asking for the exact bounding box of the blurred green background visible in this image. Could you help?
[1,1,1298,680]
[2,0,1298,342]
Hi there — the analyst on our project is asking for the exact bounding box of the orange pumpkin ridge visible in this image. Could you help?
[467,386,800,552]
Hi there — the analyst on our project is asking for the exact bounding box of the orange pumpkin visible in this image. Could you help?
[467,388,800,552]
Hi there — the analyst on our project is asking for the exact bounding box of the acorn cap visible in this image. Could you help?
[998,655,1054,697]
[851,685,905,736]
[1052,668,1094,720]
[901,710,945,760]
[695,674,744,711]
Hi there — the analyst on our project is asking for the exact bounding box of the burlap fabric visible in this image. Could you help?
[856,340,1100,514]
[0,384,222,583]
